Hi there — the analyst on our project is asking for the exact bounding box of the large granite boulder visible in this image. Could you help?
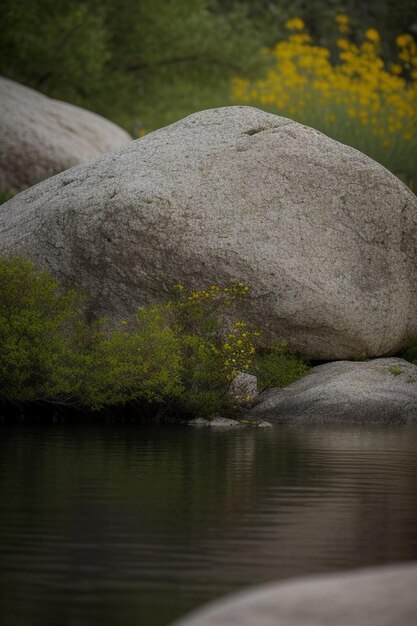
[1,106,417,359]
[170,563,417,626]
[0,76,131,193]
[248,358,417,424]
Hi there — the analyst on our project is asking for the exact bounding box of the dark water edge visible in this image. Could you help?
[0,399,187,424]
[1,422,417,626]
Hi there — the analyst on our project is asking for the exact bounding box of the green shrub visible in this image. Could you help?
[75,306,184,410]
[175,333,227,416]
[0,256,83,402]
[0,256,310,416]
[0,258,256,414]
[0,257,185,409]
[254,343,309,392]
[0,191,15,205]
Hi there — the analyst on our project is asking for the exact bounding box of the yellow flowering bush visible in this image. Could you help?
[222,321,259,381]
[170,284,309,412]
[170,283,258,414]
[232,15,417,190]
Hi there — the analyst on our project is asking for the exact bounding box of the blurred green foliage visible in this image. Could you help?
[1,0,415,133]
[217,1,417,49]
[0,0,263,132]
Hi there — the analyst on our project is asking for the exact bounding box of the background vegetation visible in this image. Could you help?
[0,3,414,125]
[232,14,417,189]
[0,0,263,131]
[1,1,415,189]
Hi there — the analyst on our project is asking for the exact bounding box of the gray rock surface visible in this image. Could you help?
[1,105,417,358]
[227,372,258,405]
[248,358,417,424]
[209,417,241,428]
[0,76,131,192]
[188,418,211,427]
[170,563,417,626]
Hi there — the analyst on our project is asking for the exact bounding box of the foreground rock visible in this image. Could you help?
[0,76,131,193]
[1,106,417,358]
[171,563,417,626]
[248,358,417,424]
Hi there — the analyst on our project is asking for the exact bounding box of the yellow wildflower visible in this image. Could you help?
[390,63,402,75]
[365,29,380,44]
[396,34,413,48]
[335,15,349,26]
[231,15,417,188]
[285,18,305,31]
[335,15,350,33]
[337,38,350,50]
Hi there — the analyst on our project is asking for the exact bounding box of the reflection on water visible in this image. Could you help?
[0,424,416,626]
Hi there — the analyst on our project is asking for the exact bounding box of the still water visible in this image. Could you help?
[1,423,417,626]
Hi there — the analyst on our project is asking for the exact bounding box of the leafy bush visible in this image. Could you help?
[0,256,310,416]
[0,256,83,402]
[0,257,184,409]
[74,307,184,410]
[232,15,417,190]
[254,344,309,392]
[0,191,15,205]
[0,258,258,414]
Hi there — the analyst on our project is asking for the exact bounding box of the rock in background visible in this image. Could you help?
[0,76,131,193]
[1,106,416,359]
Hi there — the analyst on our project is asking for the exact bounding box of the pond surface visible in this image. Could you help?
[1,423,417,626]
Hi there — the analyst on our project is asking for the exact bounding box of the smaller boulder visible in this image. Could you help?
[248,358,417,424]
[209,417,242,428]
[0,76,131,192]
[227,372,258,406]
[188,417,210,427]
